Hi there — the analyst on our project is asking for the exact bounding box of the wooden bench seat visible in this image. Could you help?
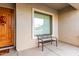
[39,40,54,43]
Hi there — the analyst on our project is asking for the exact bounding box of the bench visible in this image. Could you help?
[36,34,58,51]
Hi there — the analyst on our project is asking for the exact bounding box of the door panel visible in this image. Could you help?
[0,7,14,47]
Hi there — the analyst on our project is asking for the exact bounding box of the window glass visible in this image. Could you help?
[33,11,52,38]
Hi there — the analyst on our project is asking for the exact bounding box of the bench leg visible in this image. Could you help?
[56,40,58,47]
[51,38,52,45]
[51,41,52,45]
[38,42,39,48]
[38,39,40,48]
[42,42,44,51]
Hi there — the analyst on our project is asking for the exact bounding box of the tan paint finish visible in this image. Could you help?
[45,3,69,10]
[0,3,15,9]
[59,6,79,46]
[16,3,58,51]
[70,3,79,10]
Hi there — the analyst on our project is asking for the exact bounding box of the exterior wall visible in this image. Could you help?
[59,6,79,47]
[16,3,58,51]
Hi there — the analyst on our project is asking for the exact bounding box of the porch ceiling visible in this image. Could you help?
[69,3,79,10]
[44,3,71,11]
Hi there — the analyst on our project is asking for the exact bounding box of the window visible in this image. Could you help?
[33,11,52,38]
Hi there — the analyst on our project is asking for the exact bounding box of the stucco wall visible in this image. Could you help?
[59,6,79,46]
[16,3,58,51]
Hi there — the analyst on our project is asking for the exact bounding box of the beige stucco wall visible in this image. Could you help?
[16,3,58,51]
[59,6,79,46]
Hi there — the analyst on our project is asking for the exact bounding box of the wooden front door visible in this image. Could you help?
[0,7,14,48]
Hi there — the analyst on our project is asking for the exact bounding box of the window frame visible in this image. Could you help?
[32,8,54,39]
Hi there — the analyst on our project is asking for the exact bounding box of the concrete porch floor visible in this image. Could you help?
[3,42,79,56]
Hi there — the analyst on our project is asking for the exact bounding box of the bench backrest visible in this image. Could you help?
[36,34,52,39]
